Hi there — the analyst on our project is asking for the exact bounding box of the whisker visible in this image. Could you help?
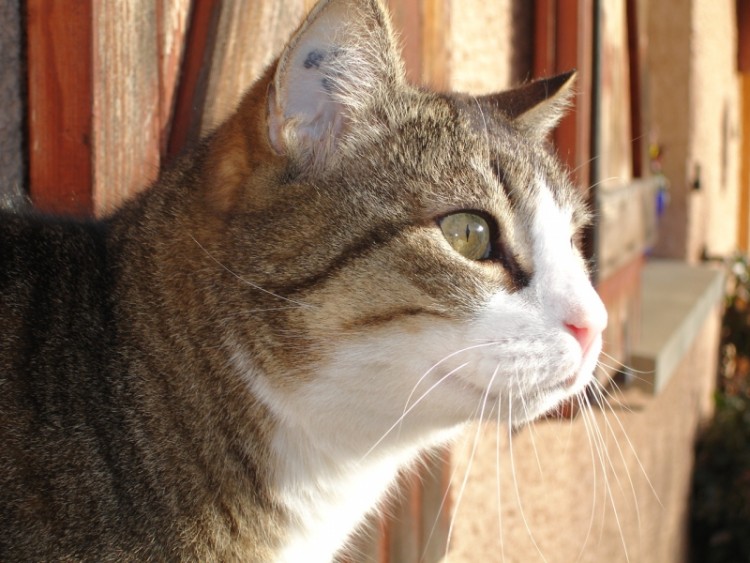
[402,342,499,415]
[446,365,501,552]
[363,362,470,459]
[494,397,507,562]
[592,380,662,507]
[507,378,549,562]
[189,234,313,309]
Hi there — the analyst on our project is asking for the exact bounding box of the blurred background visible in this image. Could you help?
[1,1,748,561]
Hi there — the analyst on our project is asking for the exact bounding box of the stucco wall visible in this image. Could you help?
[650,0,740,260]
[448,0,532,94]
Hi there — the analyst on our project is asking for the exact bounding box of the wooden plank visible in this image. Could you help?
[418,449,451,561]
[91,0,162,215]
[387,472,421,562]
[533,0,556,76]
[167,0,222,157]
[387,0,423,85]
[199,0,310,135]
[738,0,750,72]
[26,0,94,217]
[421,0,451,90]
[597,254,643,368]
[156,0,192,156]
[554,0,593,190]
[626,0,643,177]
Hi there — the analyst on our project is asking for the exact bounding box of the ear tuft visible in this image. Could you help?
[478,70,577,139]
[267,0,404,171]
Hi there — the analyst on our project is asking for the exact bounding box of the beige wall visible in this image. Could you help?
[650,0,740,260]
[448,0,532,94]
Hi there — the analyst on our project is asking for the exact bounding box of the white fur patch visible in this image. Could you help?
[227,179,606,560]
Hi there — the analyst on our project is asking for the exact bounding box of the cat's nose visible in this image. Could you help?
[564,322,596,354]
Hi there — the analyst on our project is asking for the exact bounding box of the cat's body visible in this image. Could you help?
[0,0,607,560]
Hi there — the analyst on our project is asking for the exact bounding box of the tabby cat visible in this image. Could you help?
[0,0,607,560]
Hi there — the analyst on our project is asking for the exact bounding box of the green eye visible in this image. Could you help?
[439,212,492,260]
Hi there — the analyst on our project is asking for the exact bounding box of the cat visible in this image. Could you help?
[0,0,607,560]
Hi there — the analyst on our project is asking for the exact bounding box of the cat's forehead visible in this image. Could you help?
[339,90,583,222]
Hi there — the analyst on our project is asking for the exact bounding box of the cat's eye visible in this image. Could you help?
[439,212,491,260]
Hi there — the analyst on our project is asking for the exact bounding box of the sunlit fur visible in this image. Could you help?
[0,0,607,561]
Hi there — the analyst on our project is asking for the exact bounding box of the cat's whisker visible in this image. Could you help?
[363,362,471,460]
[590,388,644,535]
[575,394,602,562]
[401,342,500,417]
[494,396,507,562]
[189,234,314,310]
[592,380,662,508]
[598,350,655,376]
[517,375,544,479]
[421,440,474,562]
[506,387,549,563]
[584,385,634,562]
[445,365,501,553]
[582,392,621,553]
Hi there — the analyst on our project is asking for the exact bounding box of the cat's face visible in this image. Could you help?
[217,0,607,457]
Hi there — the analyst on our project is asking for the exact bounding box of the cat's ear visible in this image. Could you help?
[479,70,577,138]
[267,0,404,170]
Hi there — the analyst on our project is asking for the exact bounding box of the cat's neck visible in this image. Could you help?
[228,344,449,561]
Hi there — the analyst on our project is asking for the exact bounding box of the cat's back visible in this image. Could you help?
[0,209,112,365]
[0,210,134,559]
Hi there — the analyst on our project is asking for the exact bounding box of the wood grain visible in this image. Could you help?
[199,0,310,135]
[92,0,161,215]
[157,0,192,155]
[27,0,94,217]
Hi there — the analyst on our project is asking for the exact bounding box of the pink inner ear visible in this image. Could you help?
[269,42,350,165]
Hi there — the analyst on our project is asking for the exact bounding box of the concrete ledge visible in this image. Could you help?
[629,260,725,393]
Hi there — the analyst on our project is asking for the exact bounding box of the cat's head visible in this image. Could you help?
[203,0,607,456]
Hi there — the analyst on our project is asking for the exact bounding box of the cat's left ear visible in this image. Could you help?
[479,70,577,138]
[267,0,404,171]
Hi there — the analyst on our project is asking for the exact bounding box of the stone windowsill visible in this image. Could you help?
[629,259,725,394]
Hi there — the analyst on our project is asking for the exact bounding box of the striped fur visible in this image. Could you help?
[0,0,606,560]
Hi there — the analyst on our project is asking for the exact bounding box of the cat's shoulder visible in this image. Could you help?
[0,208,110,287]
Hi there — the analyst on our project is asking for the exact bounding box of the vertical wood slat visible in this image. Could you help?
[737,1,750,251]
[27,0,191,216]
[27,0,94,217]
[554,0,593,191]
[421,0,451,90]
[157,0,192,155]
[738,0,750,72]
[532,0,593,190]
[738,73,750,252]
[533,0,556,77]
[92,0,162,215]
[167,0,222,157]
[626,0,644,178]
[199,1,312,136]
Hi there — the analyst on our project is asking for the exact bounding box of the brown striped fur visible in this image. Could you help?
[0,0,599,560]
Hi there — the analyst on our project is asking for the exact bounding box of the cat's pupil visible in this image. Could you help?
[439,212,491,261]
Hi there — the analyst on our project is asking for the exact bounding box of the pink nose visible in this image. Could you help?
[565,322,596,353]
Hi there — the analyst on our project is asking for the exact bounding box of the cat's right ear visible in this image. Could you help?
[267,0,404,172]
[479,71,577,139]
